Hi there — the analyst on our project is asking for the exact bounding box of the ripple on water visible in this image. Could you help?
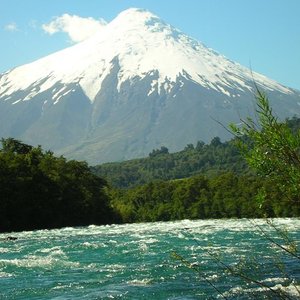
[0,218,299,300]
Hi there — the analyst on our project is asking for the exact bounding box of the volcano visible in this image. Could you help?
[0,8,299,164]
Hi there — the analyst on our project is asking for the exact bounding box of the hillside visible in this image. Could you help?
[92,116,300,188]
[91,137,249,188]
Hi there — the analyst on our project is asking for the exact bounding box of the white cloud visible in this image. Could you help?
[4,22,18,32]
[42,14,107,43]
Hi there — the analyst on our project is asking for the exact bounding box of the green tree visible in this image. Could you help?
[226,90,300,298]
[230,90,300,207]
[1,137,33,154]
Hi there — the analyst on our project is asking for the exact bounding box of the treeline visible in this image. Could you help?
[110,172,299,223]
[1,115,300,232]
[92,137,249,188]
[0,138,115,232]
[92,116,300,190]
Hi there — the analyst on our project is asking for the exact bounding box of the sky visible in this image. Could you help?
[1,0,299,90]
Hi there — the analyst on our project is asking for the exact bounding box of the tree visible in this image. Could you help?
[230,90,300,206]
[227,90,300,298]
[1,137,33,154]
[149,146,169,157]
[196,140,205,150]
[210,136,222,147]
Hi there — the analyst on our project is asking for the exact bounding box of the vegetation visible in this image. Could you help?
[109,172,298,223]
[91,98,300,222]
[230,90,300,207]
[92,114,300,190]
[92,138,249,188]
[0,138,115,232]
[1,93,300,232]
[223,92,300,299]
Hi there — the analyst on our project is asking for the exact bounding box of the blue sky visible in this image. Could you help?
[1,0,299,89]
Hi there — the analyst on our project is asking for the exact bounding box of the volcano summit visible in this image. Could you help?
[0,8,299,163]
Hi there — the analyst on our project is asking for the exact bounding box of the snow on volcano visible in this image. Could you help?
[0,8,292,103]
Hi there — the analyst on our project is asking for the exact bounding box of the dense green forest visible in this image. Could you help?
[94,113,300,223]
[1,113,300,233]
[92,116,300,189]
[91,137,249,188]
[0,138,115,232]
[109,172,299,223]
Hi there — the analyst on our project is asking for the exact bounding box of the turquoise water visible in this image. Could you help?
[0,219,299,299]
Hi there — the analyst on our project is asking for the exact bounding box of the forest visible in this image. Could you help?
[0,138,115,232]
[91,137,249,188]
[1,94,300,232]
[109,172,299,223]
[92,117,300,189]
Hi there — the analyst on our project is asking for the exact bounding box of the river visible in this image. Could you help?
[0,218,299,299]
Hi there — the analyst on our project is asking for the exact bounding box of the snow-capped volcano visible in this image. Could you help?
[0,8,299,163]
[0,8,291,102]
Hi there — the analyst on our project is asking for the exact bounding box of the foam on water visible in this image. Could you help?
[0,218,299,299]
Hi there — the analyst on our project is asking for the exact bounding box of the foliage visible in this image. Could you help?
[149,146,169,157]
[92,110,300,191]
[0,138,115,232]
[230,90,300,205]
[92,138,249,188]
[110,172,297,223]
[227,91,300,299]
